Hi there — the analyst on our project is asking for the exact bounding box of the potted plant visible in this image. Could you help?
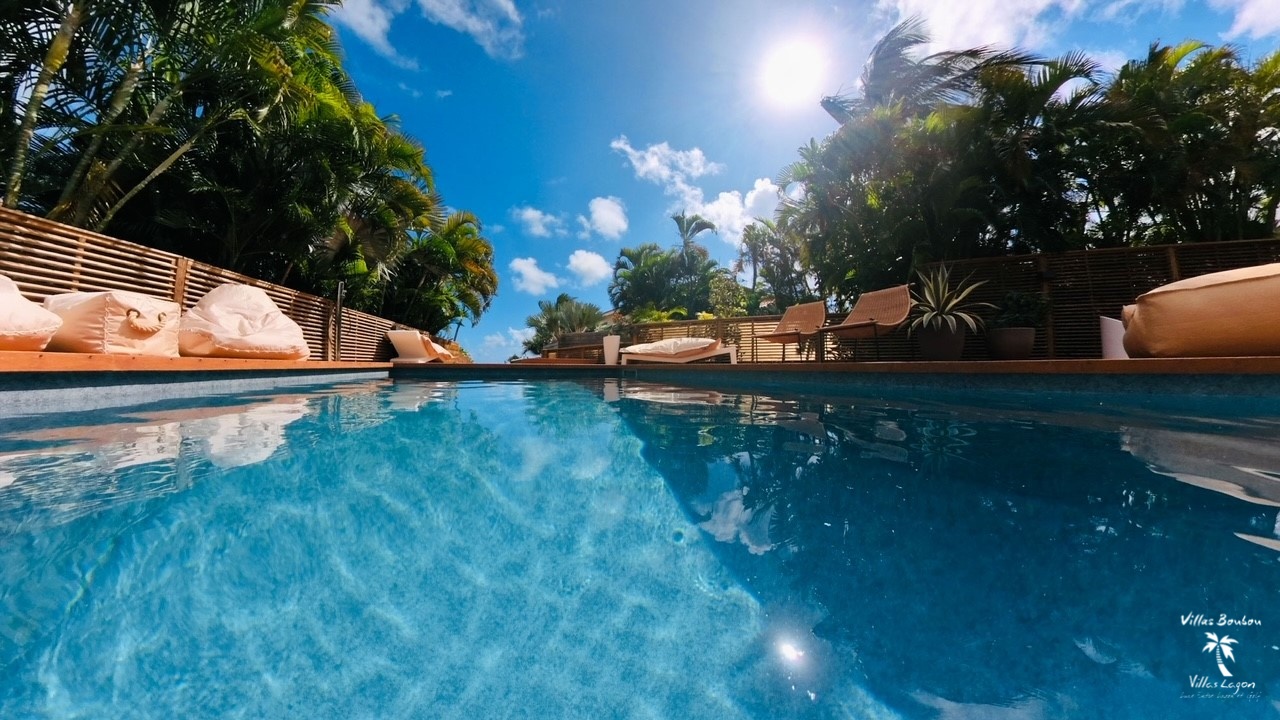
[908,265,992,361]
[987,291,1050,360]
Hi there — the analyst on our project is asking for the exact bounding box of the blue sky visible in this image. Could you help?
[329,0,1280,363]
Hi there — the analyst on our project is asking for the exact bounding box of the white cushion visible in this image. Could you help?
[44,290,179,356]
[622,337,719,356]
[179,284,309,360]
[0,274,62,351]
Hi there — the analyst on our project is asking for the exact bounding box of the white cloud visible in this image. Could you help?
[481,327,536,357]
[873,0,1088,52]
[332,0,525,67]
[436,89,454,99]
[331,0,420,69]
[397,82,423,98]
[511,205,565,237]
[509,257,560,294]
[611,135,780,246]
[576,196,629,239]
[1097,0,1183,22]
[567,250,612,286]
[611,135,723,209]
[1086,49,1131,75]
[415,0,525,59]
[692,178,781,246]
[1209,0,1280,40]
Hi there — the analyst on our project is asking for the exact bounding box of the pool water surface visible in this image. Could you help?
[1,378,1278,719]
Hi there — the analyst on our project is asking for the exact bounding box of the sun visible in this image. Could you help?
[760,38,828,109]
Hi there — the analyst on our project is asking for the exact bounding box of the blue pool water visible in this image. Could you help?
[1,378,1278,718]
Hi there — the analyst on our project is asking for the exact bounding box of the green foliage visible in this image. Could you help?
[708,270,747,318]
[787,20,1280,305]
[522,294,605,355]
[908,265,993,334]
[609,214,721,319]
[0,0,496,334]
[990,291,1050,328]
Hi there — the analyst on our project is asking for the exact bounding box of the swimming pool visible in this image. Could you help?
[1,377,1277,718]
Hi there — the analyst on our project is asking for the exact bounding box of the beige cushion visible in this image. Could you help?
[0,274,62,351]
[622,337,720,357]
[179,283,309,360]
[44,290,180,356]
[1122,263,1280,358]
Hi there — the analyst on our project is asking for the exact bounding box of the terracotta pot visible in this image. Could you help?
[987,327,1036,360]
[917,324,968,361]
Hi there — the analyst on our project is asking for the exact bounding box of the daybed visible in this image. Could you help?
[620,337,736,364]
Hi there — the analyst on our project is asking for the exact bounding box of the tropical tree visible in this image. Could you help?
[741,218,818,311]
[666,212,718,315]
[784,18,1280,307]
[0,0,497,333]
[380,211,499,333]
[609,243,679,315]
[522,294,605,356]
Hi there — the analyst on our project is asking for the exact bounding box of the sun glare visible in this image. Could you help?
[760,38,827,110]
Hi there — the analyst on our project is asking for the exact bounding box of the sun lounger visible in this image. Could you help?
[620,337,736,364]
[813,284,911,360]
[387,330,444,364]
[753,300,827,361]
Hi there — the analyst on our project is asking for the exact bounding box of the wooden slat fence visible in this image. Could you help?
[0,207,409,361]
[631,238,1280,361]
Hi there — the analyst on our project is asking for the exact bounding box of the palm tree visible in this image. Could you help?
[669,212,718,315]
[522,294,604,355]
[609,243,679,315]
[1202,633,1238,677]
[820,16,1040,125]
[2,0,86,208]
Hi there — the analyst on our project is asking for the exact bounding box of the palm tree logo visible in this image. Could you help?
[1202,633,1239,677]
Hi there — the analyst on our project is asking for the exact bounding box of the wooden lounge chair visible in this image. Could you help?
[813,284,911,361]
[753,300,827,362]
[387,329,444,364]
[620,337,737,364]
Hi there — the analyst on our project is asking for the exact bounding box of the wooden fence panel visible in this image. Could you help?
[0,207,409,362]
[339,308,396,362]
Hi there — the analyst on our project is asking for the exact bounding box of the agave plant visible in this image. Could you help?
[908,265,993,334]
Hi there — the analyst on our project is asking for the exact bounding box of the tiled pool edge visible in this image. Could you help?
[0,370,389,417]
[394,358,1280,399]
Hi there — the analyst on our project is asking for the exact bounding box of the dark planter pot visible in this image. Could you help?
[987,327,1036,360]
[917,324,968,361]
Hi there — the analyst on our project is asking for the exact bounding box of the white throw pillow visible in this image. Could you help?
[0,274,62,351]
